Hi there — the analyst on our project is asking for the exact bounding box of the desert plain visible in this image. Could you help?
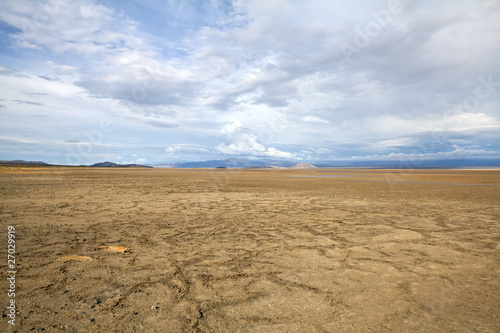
[0,166,499,332]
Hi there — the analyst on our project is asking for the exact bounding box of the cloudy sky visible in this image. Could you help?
[0,0,499,165]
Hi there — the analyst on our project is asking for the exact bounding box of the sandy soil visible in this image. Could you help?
[0,166,499,332]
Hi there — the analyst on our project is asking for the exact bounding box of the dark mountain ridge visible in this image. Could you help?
[0,160,51,165]
[91,161,152,168]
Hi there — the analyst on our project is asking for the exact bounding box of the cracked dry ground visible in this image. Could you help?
[0,167,499,332]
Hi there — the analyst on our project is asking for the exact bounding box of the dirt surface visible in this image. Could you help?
[0,166,499,332]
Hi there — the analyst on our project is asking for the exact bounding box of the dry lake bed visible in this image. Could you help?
[0,166,499,332]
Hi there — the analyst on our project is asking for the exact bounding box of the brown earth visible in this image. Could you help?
[0,166,499,332]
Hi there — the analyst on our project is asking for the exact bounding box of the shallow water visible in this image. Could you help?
[288,175,348,178]
[287,174,500,186]
[314,170,500,175]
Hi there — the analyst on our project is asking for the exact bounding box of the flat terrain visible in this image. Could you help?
[0,166,499,332]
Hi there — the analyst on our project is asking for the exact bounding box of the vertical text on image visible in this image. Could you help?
[6,226,17,325]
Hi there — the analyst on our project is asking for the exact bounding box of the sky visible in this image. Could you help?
[0,0,499,166]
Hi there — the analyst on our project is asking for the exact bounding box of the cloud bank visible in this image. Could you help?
[0,0,499,165]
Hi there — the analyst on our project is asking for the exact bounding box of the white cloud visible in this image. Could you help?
[45,61,78,75]
[358,147,500,161]
[0,0,499,164]
[0,0,140,56]
[216,120,294,158]
[165,144,210,154]
[219,119,243,138]
[441,112,499,132]
[377,137,416,149]
[301,116,329,124]
[216,142,294,158]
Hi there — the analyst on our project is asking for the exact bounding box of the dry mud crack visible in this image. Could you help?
[0,167,499,332]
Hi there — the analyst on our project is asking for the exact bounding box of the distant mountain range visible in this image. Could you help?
[90,161,152,168]
[1,158,498,169]
[154,157,500,169]
[0,160,51,165]
[0,160,151,168]
[153,158,298,169]
[153,158,399,169]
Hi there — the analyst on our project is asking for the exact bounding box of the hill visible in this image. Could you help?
[290,163,317,169]
[0,160,51,166]
[91,161,152,168]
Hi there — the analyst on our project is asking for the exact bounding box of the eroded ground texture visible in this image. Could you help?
[1,167,499,332]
